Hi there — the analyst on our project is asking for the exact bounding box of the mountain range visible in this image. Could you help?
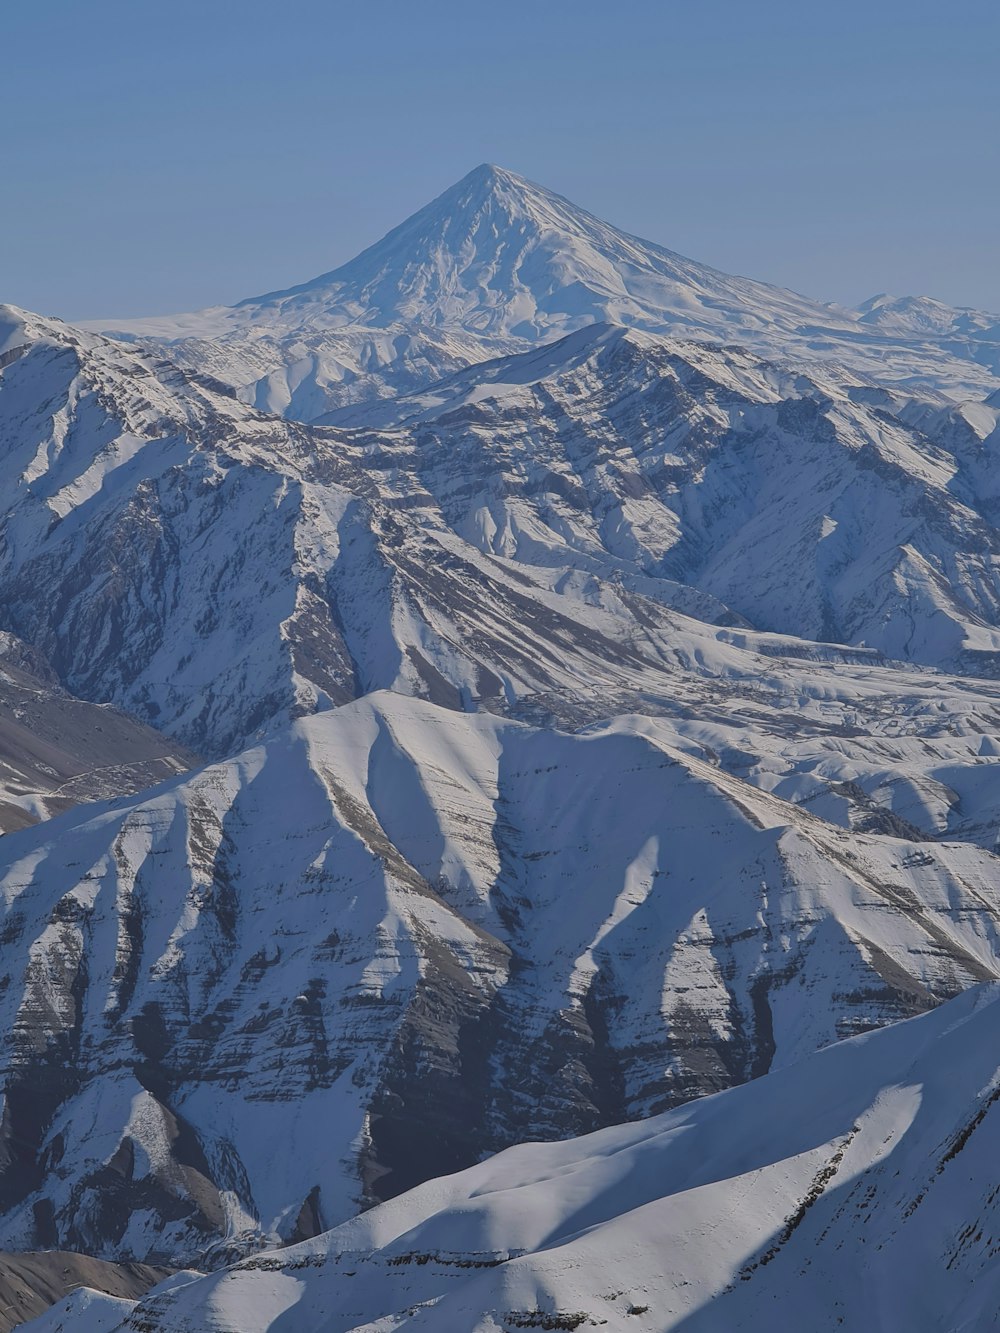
[2,165,1000,1328]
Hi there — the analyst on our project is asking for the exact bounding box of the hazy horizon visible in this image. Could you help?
[4,0,998,321]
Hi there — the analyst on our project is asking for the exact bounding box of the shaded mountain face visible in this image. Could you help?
[64,983,1000,1333]
[0,1251,167,1333]
[93,165,1000,417]
[0,693,998,1268]
[0,632,194,833]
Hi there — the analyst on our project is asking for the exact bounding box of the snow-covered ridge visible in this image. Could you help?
[1,691,1000,1268]
[32,982,1000,1331]
[4,305,1000,773]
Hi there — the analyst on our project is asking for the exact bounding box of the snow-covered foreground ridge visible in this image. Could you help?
[29,982,1000,1332]
[1,690,1000,1267]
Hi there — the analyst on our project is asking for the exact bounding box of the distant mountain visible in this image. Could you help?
[36,982,1000,1331]
[93,164,855,340]
[856,291,1000,341]
[91,166,1000,417]
[117,165,865,342]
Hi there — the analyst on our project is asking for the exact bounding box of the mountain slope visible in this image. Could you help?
[319,323,1000,673]
[0,1251,167,1333]
[7,304,1000,772]
[3,304,658,756]
[0,631,194,833]
[39,982,1000,1332]
[11,300,1000,851]
[92,166,1000,416]
[1,692,1000,1266]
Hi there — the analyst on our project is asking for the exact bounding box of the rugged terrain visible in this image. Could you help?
[32,983,1000,1331]
[2,165,1000,1323]
[4,692,1000,1266]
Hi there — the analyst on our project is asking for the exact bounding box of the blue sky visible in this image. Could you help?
[4,0,998,319]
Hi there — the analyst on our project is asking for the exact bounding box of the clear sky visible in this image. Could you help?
[4,0,998,320]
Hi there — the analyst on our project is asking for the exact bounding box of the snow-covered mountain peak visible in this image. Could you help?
[855,290,1000,340]
[89,167,1000,406]
[305,160,570,269]
[218,161,707,340]
[97,163,844,349]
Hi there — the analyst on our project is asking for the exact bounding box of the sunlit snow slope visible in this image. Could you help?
[33,983,1000,1332]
